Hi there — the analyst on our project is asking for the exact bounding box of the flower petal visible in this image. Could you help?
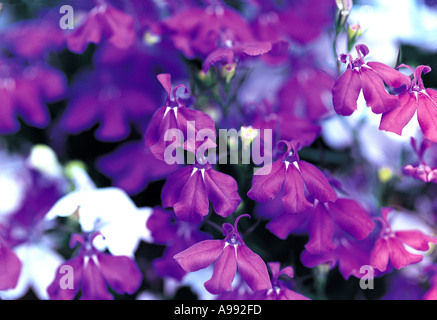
[417,90,437,142]
[360,67,399,114]
[281,164,313,214]
[298,161,337,203]
[204,245,237,294]
[332,68,361,116]
[305,202,336,255]
[247,160,286,203]
[236,245,272,291]
[328,198,375,240]
[379,93,417,135]
[173,239,224,272]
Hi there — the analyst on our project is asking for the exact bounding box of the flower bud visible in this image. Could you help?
[220,62,237,83]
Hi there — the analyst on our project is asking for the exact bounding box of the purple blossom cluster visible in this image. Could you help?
[0,0,437,302]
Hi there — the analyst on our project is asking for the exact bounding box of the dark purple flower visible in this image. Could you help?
[332,44,409,116]
[161,163,241,223]
[163,4,257,59]
[301,236,374,280]
[173,214,272,294]
[146,207,211,281]
[402,137,437,183]
[247,140,337,215]
[252,0,334,46]
[277,61,335,121]
[0,58,67,133]
[97,141,181,195]
[47,232,142,300]
[0,236,21,290]
[250,262,310,300]
[0,15,65,58]
[145,73,216,160]
[379,64,437,142]
[66,1,135,54]
[370,208,437,272]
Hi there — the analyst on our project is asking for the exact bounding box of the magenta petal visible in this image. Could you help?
[282,164,313,214]
[328,198,375,240]
[204,169,241,218]
[80,258,113,300]
[0,244,22,290]
[417,90,437,142]
[102,5,135,49]
[360,67,399,114]
[97,253,142,295]
[332,68,361,116]
[236,245,272,291]
[47,256,84,300]
[239,41,272,56]
[202,48,234,72]
[388,237,423,270]
[367,61,411,89]
[157,74,172,97]
[67,10,102,54]
[379,93,417,135]
[395,230,437,251]
[298,161,337,203]
[370,238,390,272]
[305,202,336,255]
[172,169,209,222]
[173,239,224,272]
[247,160,286,202]
[266,211,309,239]
[161,166,192,208]
[204,245,237,294]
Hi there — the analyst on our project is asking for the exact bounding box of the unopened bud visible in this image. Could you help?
[378,166,393,183]
[220,62,237,83]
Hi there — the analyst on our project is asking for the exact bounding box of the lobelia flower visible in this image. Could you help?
[161,161,241,223]
[46,181,152,257]
[0,14,66,58]
[0,158,67,300]
[65,0,135,54]
[162,2,271,71]
[277,59,335,121]
[402,137,437,183]
[97,141,181,195]
[47,232,143,300]
[332,44,409,116]
[262,194,375,255]
[379,64,437,142]
[0,58,67,133]
[301,236,375,280]
[173,214,272,294]
[145,73,216,161]
[370,208,437,273]
[247,140,337,215]
[145,207,211,281]
[250,262,310,300]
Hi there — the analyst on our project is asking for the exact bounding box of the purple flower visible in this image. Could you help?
[277,60,335,121]
[247,140,337,214]
[332,44,409,116]
[161,163,241,223]
[97,141,181,195]
[146,207,211,281]
[66,1,135,54]
[379,64,437,142]
[252,0,334,46]
[251,262,310,300]
[47,232,143,300]
[0,15,65,58]
[0,237,21,291]
[163,4,258,60]
[370,208,437,272]
[145,73,216,160]
[173,214,272,294]
[0,58,67,133]
[402,137,437,183]
[301,236,375,280]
